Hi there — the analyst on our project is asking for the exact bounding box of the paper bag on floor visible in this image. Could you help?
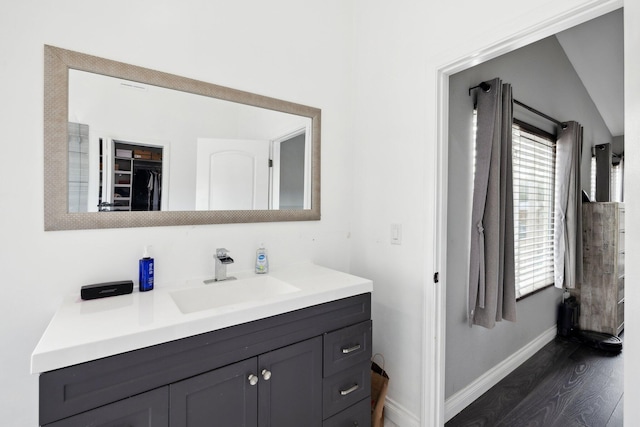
[371,354,389,427]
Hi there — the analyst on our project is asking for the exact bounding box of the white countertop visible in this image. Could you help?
[31,263,372,374]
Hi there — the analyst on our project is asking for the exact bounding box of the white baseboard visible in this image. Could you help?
[384,396,421,427]
[444,325,557,422]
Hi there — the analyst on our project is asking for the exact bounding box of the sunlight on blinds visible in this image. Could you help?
[591,156,597,201]
[512,125,556,298]
[611,158,623,202]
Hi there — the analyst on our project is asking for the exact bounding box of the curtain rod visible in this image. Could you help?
[469,82,567,129]
[513,99,566,128]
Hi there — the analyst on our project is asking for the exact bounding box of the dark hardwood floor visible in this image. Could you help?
[446,334,624,427]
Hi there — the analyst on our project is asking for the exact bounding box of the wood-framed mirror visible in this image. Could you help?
[44,45,321,230]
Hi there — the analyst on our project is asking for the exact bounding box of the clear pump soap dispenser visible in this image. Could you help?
[255,246,269,274]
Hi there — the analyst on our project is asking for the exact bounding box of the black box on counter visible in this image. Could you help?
[81,280,133,300]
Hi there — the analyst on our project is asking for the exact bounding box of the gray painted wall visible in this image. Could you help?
[612,135,625,156]
[446,35,613,398]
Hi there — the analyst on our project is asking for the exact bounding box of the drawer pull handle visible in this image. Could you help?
[341,344,361,354]
[340,383,359,396]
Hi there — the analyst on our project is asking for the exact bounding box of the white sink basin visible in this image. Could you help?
[170,275,300,314]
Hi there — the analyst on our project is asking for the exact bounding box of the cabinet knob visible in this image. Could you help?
[261,369,272,380]
[248,374,259,386]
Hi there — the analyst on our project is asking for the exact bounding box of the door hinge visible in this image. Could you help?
[268,159,273,167]
[434,272,439,283]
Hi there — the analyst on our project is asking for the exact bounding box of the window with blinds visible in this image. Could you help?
[511,122,556,298]
[589,154,623,203]
[591,155,597,201]
[472,112,556,298]
[611,158,624,202]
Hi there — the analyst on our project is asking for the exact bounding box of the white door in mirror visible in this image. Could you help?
[195,138,270,210]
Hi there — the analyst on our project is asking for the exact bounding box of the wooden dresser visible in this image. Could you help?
[580,202,625,336]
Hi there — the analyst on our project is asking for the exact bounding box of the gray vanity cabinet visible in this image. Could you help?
[39,294,371,427]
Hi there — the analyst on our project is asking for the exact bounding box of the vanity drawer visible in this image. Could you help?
[323,397,370,427]
[324,320,372,377]
[323,362,371,419]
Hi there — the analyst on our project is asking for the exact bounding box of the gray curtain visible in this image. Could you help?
[554,121,583,289]
[468,78,517,328]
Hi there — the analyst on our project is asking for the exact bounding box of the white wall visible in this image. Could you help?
[0,1,355,425]
[350,0,635,425]
[446,35,612,399]
[623,2,640,426]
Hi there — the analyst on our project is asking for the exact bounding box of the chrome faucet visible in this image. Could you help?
[205,248,236,283]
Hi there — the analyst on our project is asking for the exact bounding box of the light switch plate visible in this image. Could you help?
[391,223,402,245]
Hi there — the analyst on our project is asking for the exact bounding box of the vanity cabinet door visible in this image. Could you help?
[46,386,168,427]
[170,358,258,427]
[169,337,322,427]
[258,336,323,427]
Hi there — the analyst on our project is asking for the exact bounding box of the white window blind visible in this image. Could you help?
[611,158,623,202]
[591,156,597,201]
[590,154,624,202]
[512,124,556,298]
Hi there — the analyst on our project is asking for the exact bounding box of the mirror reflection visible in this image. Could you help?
[45,45,320,230]
[68,70,312,213]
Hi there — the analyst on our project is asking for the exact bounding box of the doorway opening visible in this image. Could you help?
[429,2,624,425]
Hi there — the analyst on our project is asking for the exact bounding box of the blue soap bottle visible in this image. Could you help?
[139,246,154,292]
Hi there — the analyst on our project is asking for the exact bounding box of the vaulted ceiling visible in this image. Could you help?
[555,8,624,138]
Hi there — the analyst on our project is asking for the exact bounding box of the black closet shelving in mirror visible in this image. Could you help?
[110,141,163,212]
[132,160,162,211]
